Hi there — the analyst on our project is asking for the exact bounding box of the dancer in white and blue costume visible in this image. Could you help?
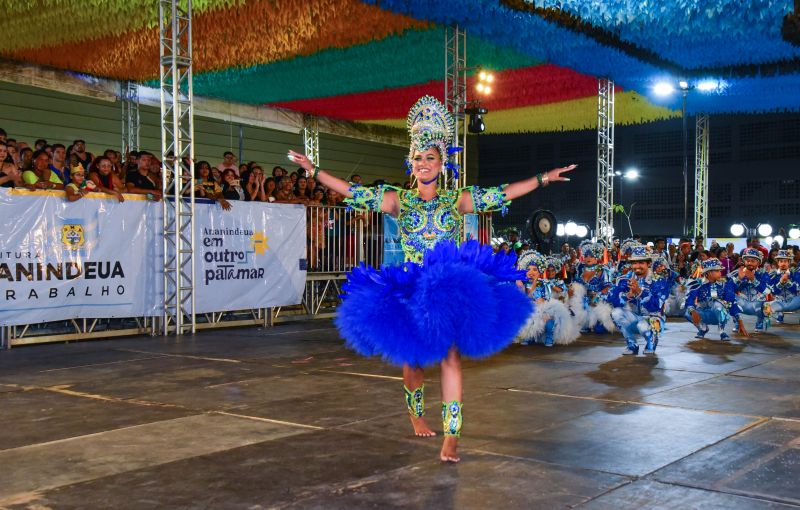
[572,240,615,333]
[766,250,800,322]
[615,238,637,278]
[685,258,738,341]
[516,251,579,346]
[724,248,770,335]
[609,244,669,355]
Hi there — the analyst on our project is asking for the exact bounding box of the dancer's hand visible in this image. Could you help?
[288,150,314,175]
[545,164,577,183]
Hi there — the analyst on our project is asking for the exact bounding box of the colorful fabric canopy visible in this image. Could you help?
[1,0,798,133]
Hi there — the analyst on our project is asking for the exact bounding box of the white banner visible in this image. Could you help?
[0,189,162,326]
[0,189,307,326]
[195,201,306,313]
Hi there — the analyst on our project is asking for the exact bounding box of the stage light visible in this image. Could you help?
[556,223,565,236]
[483,86,492,95]
[466,107,488,134]
[757,223,773,237]
[565,221,578,236]
[479,71,487,81]
[476,83,485,93]
[624,169,640,180]
[653,82,675,96]
[765,236,774,245]
[730,223,746,237]
[774,235,785,246]
[788,227,800,239]
[575,225,589,238]
[614,171,622,176]
[697,80,717,92]
[486,73,494,83]
[679,80,689,90]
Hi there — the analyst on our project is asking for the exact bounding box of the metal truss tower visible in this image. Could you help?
[159,0,195,335]
[121,80,140,155]
[303,114,320,168]
[694,113,710,238]
[595,78,615,244]
[444,25,467,189]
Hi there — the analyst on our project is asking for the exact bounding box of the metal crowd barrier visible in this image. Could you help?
[1,204,491,349]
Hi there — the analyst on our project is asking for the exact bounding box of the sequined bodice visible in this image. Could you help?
[345,184,510,265]
[397,189,461,263]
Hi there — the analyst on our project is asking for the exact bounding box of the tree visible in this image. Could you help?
[613,203,636,237]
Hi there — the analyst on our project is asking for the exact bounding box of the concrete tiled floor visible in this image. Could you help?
[0,317,798,509]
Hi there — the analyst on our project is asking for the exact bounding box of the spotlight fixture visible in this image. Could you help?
[556,223,565,237]
[788,227,800,239]
[475,69,495,95]
[564,221,578,236]
[774,235,785,246]
[575,225,589,238]
[465,107,488,134]
[696,80,718,92]
[730,223,746,237]
[679,80,689,90]
[653,82,674,96]
[624,169,640,180]
[757,223,773,237]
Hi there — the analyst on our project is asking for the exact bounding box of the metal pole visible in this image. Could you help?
[444,25,466,190]
[595,78,615,245]
[682,90,688,237]
[694,113,710,238]
[238,124,244,164]
[159,0,195,336]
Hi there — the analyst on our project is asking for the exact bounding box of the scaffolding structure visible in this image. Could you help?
[120,80,140,155]
[159,0,195,335]
[444,25,467,189]
[694,113,710,238]
[303,114,320,167]
[595,78,615,244]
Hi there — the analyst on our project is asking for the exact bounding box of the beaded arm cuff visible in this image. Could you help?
[344,184,401,212]
[465,185,511,216]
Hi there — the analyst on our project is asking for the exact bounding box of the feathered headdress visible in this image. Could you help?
[406,95,462,179]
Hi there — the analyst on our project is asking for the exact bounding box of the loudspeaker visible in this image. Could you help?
[528,209,557,255]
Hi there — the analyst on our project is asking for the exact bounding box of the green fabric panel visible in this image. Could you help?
[185,28,541,104]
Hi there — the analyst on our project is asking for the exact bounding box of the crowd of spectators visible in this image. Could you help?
[0,128,408,210]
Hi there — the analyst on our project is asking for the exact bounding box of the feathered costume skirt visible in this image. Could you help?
[334,240,533,367]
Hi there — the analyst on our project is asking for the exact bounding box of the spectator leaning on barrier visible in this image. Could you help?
[220,168,246,201]
[17,147,32,171]
[50,143,69,183]
[194,161,231,210]
[125,151,161,200]
[264,177,277,202]
[0,141,10,163]
[245,166,268,201]
[65,165,96,202]
[23,150,64,190]
[0,161,22,187]
[89,156,125,202]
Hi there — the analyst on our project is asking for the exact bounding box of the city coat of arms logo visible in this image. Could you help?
[61,223,85,249]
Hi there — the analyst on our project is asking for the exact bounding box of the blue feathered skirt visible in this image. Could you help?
[334,240,533,367]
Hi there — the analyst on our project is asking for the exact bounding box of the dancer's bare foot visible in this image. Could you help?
[440,436,460,462]
[410,415,436,437]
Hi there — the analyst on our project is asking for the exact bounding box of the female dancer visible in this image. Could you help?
[288,96,574,462]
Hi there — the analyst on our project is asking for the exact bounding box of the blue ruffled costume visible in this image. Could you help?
[334,185,532,367]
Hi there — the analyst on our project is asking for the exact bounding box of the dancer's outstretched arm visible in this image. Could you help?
[288,150,399,215]
[458,164,576,214]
